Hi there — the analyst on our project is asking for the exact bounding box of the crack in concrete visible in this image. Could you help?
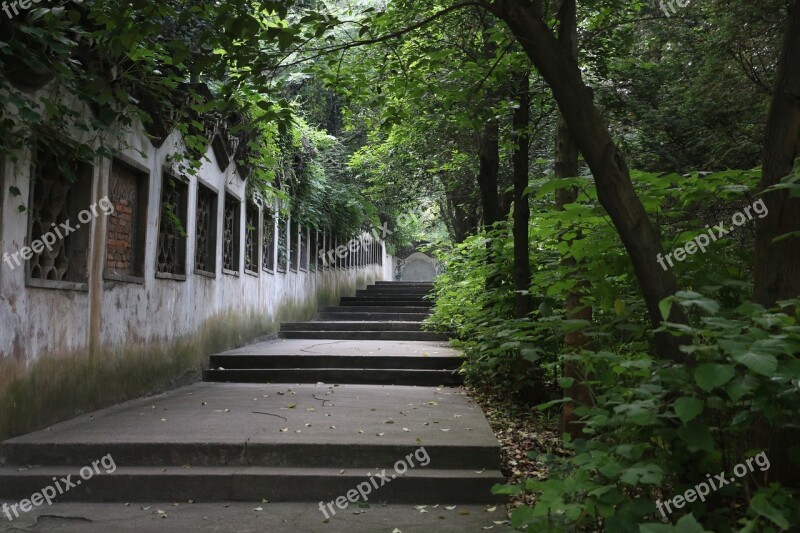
[298,340,349,353]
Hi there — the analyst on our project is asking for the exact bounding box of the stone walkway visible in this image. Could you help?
[0,282,510,531]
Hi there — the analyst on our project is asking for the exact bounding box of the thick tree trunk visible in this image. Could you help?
[477,119,502,229]
[755,0,800,306]
[442,188,479,243]
[486,0,690,364]
[477,117,504,289]
[554,0,594,439]
[754,0,800,487]
[513,73,534,319]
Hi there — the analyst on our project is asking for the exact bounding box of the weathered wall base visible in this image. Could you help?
[0,271,378,441]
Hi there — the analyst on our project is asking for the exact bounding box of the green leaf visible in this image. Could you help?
[659,296,673,321]
[694,364,736,392]
[521,348,541,363]
[675,291,720,314]
[491,483,521,495]
[639,513,706,532]
[558,377,575,389]
[674,397,704,423]
[732,351,778,377]
[620,463,664,486]
[749,493,790,529]
[510,505,537,528]
[9,186,21,197]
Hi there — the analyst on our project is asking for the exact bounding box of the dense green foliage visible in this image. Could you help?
[428,169,800,529]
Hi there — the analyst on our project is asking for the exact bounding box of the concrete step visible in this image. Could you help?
[374,282,434,287]
[340,298,434,307]
[0,466,505,503]
[361,287,432,294]
[203,368,462,386]
[321,306,431,314]
[1,441,488,471]
[208,354,460,370]
[281,322,423,332]
[279,331,450,341]
[316,312,430,321]
[355,291,429,298]
[356,293,430,300]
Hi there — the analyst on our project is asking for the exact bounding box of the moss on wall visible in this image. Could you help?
[0,270,379,442]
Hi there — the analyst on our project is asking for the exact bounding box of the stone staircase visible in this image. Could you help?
[203,281,461,386]
[0,282,504,507]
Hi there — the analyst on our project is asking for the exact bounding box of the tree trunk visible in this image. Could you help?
[477,118,502,229]
[754,0,800,487]
[755,0,800,307]
[513,72,534,319]
[553,0,594,439]
[486,0,690,364]
[442,188,479,243]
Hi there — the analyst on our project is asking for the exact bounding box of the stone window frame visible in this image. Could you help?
[276,215,288,273]
[289,220,299,273]
[194,179,218,279]
[299,225,309,272]
[154,169,189,281]
[317,231,326,271]
[244,200,259,277]
[222,190,242,276]
[308,229,318,273]
[103,156,149,285]
[262,202,276,274]
[25,141,94,292]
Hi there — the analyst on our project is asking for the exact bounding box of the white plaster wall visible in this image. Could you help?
[0,118,390,362]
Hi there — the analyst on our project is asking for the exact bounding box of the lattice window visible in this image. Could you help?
[299,226,308,271]
[105,159,148,281]
[317,233,326,270]
[309,230,317,272]
[195,183,217,274]
[222,194,241,273]
[28,146,92,284]
[277,217,287,272]
[289,221,299,272]
[262,207,275,272]
[156,173,188,276]
[245,202,258,273]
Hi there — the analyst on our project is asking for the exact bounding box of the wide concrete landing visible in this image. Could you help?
[0,383,504,503]
[3,383,495,450]
[0,502,513,532]
[217,339,460,358]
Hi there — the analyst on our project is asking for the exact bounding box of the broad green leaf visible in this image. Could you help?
[733,351,778,377]
[659,296,673,321]
[694,364,736,392]
[674,397,704,423]
[749,493,790,529]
